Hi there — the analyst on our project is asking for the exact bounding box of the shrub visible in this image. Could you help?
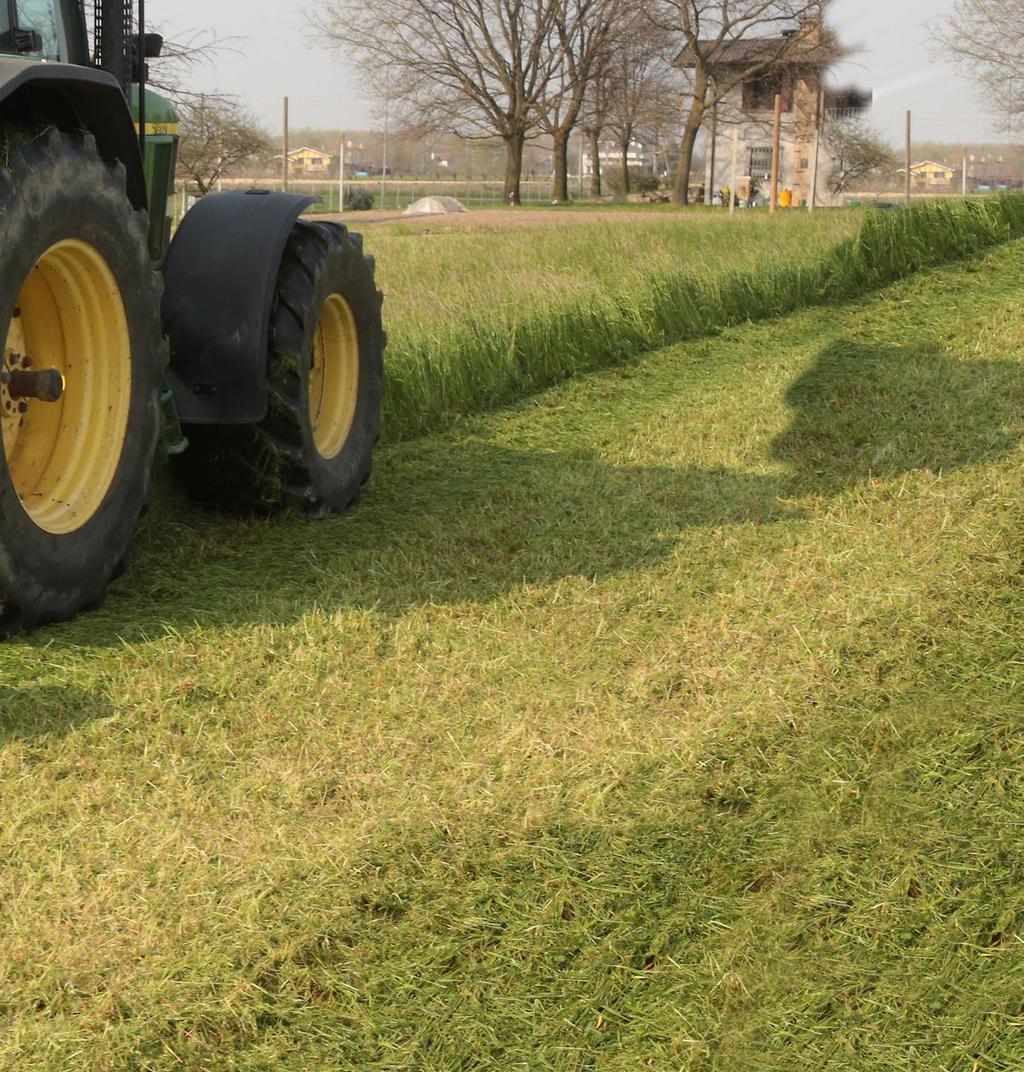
[345,187,375,211]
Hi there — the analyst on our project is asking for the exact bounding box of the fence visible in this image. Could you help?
[174,178,558,222]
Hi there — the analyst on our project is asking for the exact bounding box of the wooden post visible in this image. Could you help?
[769,93,782,214]
[339,136,346,213]
[708,99,718,204]
[729,128,738,216]
[809,88,823,213]
[962,151,968,196]
[282,96,290,192]
[904,110,912,206]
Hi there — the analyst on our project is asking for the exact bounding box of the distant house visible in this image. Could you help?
[581,142,657,178]
[678,15,868,205]
[288,146,333,175]
[967,158,1022,191]
[897,160,956,190]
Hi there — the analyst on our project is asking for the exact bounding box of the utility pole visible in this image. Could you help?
[769,93,783,214]
[962,150,968,196]
[339,135,346,213]
[282,96,289,192]
[380,74,390,209]
[729,128,738,216]
[904,110,912,206]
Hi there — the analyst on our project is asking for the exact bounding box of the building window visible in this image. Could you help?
[742,74,794,113]
[749,146,772,178]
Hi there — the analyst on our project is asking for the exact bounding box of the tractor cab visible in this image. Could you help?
[0,2,89,63]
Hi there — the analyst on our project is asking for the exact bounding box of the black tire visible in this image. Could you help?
[0,128,162,636]
[174,221,384,515]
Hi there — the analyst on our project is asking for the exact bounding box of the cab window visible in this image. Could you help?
[7,1,62,60]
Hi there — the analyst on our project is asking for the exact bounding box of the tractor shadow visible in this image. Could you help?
[0,682,112,746]
[12,337,1024,656]
[770,340,1024,492]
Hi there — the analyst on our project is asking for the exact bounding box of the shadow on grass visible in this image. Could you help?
[771,340,1024,489]
[0,683,111,746]
[14,339,1024,657]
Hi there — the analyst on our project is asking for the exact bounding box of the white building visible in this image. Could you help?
[582,142,656,178]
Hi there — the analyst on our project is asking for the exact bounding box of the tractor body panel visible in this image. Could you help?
[130,87,179,259]
[162,190,317,424]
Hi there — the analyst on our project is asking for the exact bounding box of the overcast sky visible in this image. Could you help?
[151,0,1003,147]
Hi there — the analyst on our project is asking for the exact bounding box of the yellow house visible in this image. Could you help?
[904,160,956,189]
[288,147,333,175]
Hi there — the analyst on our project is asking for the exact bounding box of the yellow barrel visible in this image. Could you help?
[779,189,793,208]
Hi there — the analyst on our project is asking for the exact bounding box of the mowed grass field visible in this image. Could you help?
[348,198,1024,439]
[371,207,861,436]
[368,206,862,438]
[3,218,1024,1068]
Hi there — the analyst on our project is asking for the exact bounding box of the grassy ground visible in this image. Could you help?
[367,206,859,437]
[359,197,1024,439]
[3,241,1024,1069]
[2,234,1024,1063]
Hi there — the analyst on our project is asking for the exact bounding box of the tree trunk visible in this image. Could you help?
[674,71,709,206]
[551,129,570,202]
[674,119,703,206]
[504,133,525,206]
[589,129,602,198]
[620,142,630,195]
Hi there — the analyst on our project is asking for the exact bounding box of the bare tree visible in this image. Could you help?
[822,117,895,195]
[930,1,1024,129]
[540,0,623,202]
[657,0,837,204]
[311,0,563,205]
[604,18,675,194]
[581,51,614,196]
[176,96,271,195]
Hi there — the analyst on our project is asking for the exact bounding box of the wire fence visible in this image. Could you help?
[177,178,562,218]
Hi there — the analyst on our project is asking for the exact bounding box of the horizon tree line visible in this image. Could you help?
[310,0,851,205]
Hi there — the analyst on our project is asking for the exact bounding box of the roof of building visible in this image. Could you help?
[675,34,837,70]
[288,146,332,158]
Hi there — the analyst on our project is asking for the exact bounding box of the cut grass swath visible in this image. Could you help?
[375,195,1024,439]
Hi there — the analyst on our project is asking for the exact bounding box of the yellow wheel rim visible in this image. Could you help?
[0,240,131,535]
[309,292,359,460]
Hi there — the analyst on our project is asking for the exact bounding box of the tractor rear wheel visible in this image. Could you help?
[175,221,384,515]
[0,129,162,635]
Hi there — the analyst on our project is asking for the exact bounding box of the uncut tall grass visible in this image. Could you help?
[367,196,1024,439]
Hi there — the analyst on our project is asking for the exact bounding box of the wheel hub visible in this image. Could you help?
[1,240,132,534]
[3,359,65,403]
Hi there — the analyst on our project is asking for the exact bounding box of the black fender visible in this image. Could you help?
[162,190,317,424]
[0,59,145,210]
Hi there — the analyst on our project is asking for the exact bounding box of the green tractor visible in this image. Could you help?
[0,1,384,633]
